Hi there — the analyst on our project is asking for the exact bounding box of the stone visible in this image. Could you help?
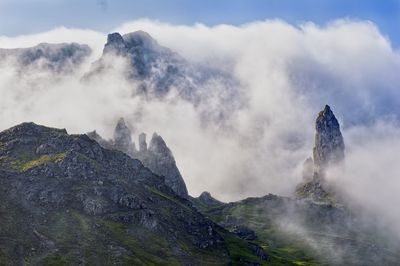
[138,133,147,152]
[113,118,135,155]
[313,105,345,176]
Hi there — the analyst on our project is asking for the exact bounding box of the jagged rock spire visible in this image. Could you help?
[138,133,147,152]
[88,120,189,198]
[113,118,135,155]
[313,105,345,176]
[145,133,188,197]
[296,105,344,204]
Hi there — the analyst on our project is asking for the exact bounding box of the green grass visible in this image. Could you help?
[219,230,267,265]
[102,219,180,266]
[0,153,66,172]
[18,153,66,172]
[203,202,321,266]
[146,186,192,211]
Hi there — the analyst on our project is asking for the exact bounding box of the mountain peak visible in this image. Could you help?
[149,133,168,154]
[197,191,223,206]
[103,32,126,55]
[313,104,345,175]
[113,118,135,155]
[0,122,67,140]
[122,30,158,49]
[88,121,189,198]
[296,105,344,204]
[138,132,147,152]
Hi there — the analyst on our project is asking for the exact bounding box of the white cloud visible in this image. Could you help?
[0,19,400,211]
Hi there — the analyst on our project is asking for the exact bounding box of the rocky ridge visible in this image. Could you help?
[0,122,267,265]
[88,117,188,198]
[0,43,91,73]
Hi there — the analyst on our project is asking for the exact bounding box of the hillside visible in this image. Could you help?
[0,122,266,265]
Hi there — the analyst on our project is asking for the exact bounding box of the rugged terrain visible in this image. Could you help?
[0,123,267,265]
[1,31,399,266]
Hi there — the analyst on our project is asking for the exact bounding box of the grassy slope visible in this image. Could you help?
[202,202,322,266]
[0,154,266,266]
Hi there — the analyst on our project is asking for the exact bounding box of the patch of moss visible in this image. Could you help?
[102,219,180,265]
[219,230,266,265]
[0,153,66,172]
[17,153,66,172]
[0,249,8,266]
[146,186,192,211]
[203,202,321,266]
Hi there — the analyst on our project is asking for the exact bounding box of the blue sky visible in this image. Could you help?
[1,0,400,46]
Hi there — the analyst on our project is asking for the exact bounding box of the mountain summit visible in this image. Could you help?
[313,105,345,177]
[296,105,345,203]
[0,122,266,265]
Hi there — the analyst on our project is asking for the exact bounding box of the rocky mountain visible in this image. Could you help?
[85,31,197,100]
[0,43,91,73]
[296,105,344,203]
[88,118,188,198]
[85,31,241,112]
[0,122,267,265]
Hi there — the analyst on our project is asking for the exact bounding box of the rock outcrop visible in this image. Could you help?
[113,117,136,156]
[87,118,188,198]
[196,191,223,206]
[138,132,147,152]
[135,133,188,198]
[296,105,345,203]
[313,105,345,177]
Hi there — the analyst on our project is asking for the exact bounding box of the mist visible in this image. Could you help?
[0,18,400,224]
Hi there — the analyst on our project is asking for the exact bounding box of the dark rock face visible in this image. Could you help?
[136,133,188,198]
[313,105,345,176]
[0,43,91,73]
[296,105,344,204]
[196,191,223,206]
[138,133,147,152]
[113,118,136,156]
[87,118,188,198]
[0,122,264,265]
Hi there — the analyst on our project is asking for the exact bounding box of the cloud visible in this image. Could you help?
[0,19,400,211]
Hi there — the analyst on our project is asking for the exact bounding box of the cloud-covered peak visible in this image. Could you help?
[0,42,91,72]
